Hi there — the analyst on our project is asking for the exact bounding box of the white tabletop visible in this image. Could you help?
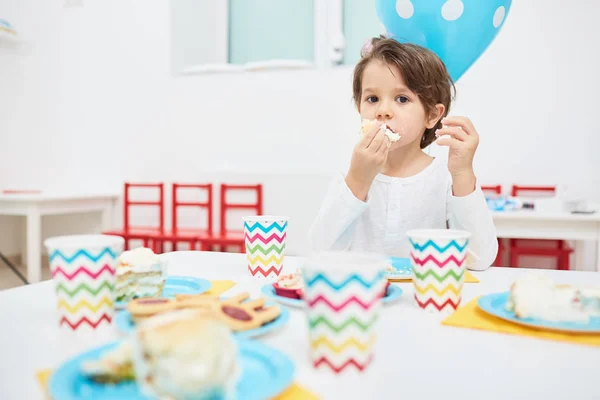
[492,209,600,222]
[1,251,599,400]
[0,191,120,202]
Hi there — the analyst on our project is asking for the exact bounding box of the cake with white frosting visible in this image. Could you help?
[506,274,600,323]
[132,309,240,400]
[116,247,167,303]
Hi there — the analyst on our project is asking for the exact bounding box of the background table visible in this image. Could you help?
[0,191,119,283]
[1,251,598,400]
[492,210,600,271]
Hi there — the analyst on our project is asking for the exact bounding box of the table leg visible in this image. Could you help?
[21,217,28,266]
[101,200,115,232]
[596,230,600,272]
[574,240,586,271]
[26,208,41,283]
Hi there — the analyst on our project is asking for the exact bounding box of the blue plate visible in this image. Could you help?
[260,283,403,308]
[478,292,600,334]
[386,256,412,279]
[115,276,212,309]
[114,304,290,339]
[49,339,295,400]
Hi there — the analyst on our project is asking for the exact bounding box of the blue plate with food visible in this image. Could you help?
[385,256,412,279]
[261,282,403,308]
[478,274,600,333]
[114,292,289,339]
[50,318,295,400]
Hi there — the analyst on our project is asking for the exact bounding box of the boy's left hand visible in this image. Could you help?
[435,116,479,196]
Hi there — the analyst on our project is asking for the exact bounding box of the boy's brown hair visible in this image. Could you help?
[352,36,455,149]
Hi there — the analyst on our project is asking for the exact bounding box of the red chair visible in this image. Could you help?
[509,185,573,270]
[151,183,214,253]
[482,185,504,266]
[103,183,165,250]
[201,184,263,253]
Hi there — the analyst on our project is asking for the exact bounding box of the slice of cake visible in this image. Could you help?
[81,341,135,384]
[116,247,167,303]
[507,274,600,323]
[132,309,240,400]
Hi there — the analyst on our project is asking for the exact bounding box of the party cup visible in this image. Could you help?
[243,216,288,279]
[44,234,123,331]
[302,251,387,374]
[407,229,471,313]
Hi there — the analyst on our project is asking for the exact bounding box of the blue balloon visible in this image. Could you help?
[375,0,512,81]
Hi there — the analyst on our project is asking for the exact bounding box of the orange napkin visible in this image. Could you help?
[389,270,479,283]
[36,369,318,399]
[442,297,600,347]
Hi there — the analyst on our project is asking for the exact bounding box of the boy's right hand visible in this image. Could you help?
[345,123,390,201]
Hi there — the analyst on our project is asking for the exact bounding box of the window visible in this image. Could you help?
[171,0,318,74]
[228,0,314,66]
[342,0,386,65]
[169,0,386,74]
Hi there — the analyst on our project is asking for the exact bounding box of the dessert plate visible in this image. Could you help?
[261,283,403,308]
[477,292,600,334]
[49,339,295,400]
[115,276,212,309]
[114,303,290,339]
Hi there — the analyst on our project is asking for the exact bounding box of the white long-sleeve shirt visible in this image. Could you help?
[308,156,498,270]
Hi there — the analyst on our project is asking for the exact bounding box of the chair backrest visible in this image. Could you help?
[123,182,165,232]
[219,184,263,235]
[481,185,502,196]
[172,183,213,233]
[511,185,556,198]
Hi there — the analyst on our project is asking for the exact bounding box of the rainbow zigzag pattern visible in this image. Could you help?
[410,238,469,312]
[305,270,384,373]
[244,220,287,278]
[50,247,117,330]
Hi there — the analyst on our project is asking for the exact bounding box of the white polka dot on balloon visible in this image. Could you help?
[396,0,414,19]
[441,0,464,21]
[493,6,506,28]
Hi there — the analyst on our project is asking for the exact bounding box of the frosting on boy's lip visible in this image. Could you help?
[384,124,398,134]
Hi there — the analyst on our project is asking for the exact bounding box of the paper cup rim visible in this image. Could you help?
[304,251,388,273]
[242,215,289,222]
[406,229,471,240]
[44,234,124,251]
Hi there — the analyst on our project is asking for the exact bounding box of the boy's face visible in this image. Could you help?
[358,60,442,150]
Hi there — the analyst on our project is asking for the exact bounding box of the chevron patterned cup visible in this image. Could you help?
[407,229,471,314]
[243,216,288,280]
[303,251,387,374]
[44,234,124,331]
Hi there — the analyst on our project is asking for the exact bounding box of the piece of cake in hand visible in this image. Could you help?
[132,309,240,400]
[360,118,401,143]
[116,247,168,303]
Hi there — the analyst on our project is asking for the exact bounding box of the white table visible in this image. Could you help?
[492,210,600,272]
[1,251,599,400]
[0,192,119,283]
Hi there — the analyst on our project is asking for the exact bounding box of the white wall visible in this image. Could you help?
[1,0,599,265]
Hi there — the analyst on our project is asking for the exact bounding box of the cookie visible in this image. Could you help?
[210,293,281,331]
[127,298,178,323]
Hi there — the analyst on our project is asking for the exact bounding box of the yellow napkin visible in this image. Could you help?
[36,369,318,399]
[442,297,600,347]
[389,270,479,283]
[204,279,237,296]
